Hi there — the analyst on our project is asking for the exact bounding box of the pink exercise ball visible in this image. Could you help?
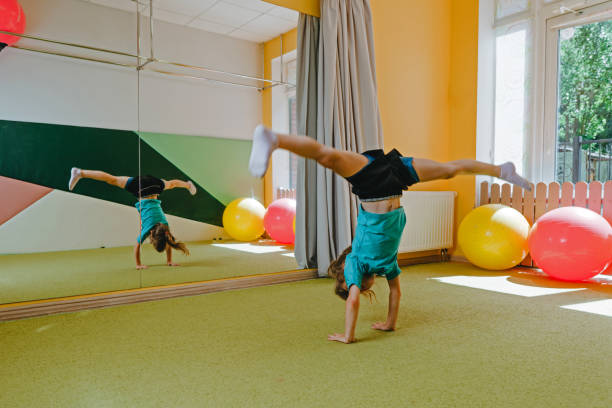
[264,198,296,244]
[0,0,25,49]
[528,207,612,281]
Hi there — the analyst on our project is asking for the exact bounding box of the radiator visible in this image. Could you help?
[398,191,456,253]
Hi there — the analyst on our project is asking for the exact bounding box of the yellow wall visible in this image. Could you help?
[448,0,480,254]
[262,28,298,206]
[370,0,452,193]
[263,0,320,17]
[370,0,480,252]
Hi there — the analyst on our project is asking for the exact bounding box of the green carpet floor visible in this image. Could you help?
[1,263,610,407]
[0,240,297,304]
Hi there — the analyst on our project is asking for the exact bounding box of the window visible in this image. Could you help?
[546,4,612,183]
[478,0,612,184]
[497,0,530,19]
[494,21,529,168]
[271,51,297,199]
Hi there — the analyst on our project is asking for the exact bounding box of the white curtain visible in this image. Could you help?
[295,0,384,275]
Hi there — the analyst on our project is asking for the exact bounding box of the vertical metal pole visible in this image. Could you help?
[572,135,581,183]
[597,145,601,181]
[136,1,141,68]
[280,34,283,83]
[587,147,591,182]
[562,143,566,182]
[608,142,612,180]
[149,0,154,61]
[136,0,142,286]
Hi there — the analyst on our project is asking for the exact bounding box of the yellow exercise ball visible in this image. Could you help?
[458,204,530,270]
[222,198,266,242]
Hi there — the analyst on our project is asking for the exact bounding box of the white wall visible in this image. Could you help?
[137,8,263,139]
[0,0,138,129]
[0,191,225,254]
[0,0,262,137]
[0,0,263,249]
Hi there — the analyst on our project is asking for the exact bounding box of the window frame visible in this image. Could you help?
[542,0,612,182]
[477,0,612,192]
[271,50,298,199]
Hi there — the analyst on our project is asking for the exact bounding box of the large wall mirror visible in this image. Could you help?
[0,0,300,305]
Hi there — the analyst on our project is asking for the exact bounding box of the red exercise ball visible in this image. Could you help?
[264,198,296,244]
[0,0,25,48]
[528,207,612,281]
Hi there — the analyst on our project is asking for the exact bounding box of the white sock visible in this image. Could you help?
[249,125,278,178]
[68,167,82,191]
[499,162,532,191]
[187,181,197,195]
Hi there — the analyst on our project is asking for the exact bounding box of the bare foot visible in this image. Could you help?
[371,322,395,331]
[327,333,353,344]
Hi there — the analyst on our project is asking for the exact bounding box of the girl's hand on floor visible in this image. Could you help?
[327,333,353,344]
[167,262,181,267]
[136,265,148,270]
[371,322,395,331]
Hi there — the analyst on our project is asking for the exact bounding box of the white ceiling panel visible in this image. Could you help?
[188,18,235,35]
[153,0,216,16]
[80,0,298,43]
[223,0,275,13]
[201,2,260,27]
[266,6,299,22]
[240,14,296,37]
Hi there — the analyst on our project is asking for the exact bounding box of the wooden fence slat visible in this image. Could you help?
[523,184,535,224]
[575,182,588,208]
[525,183,549,267]
[534,183,548,221]
[511,186,523,212]
[491,184,501,204]
[603,181,612,225]
[588,181,602,214]
[501,184,512,206]
[520,183,535,267]
[548,182,560,211]
[480,181,489,206]
[561,182,574,207]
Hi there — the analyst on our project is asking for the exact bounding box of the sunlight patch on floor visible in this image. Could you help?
[211,243,286,254]
[593,274,612,283]
[561,299,612,318]
[282,253,295,257]
[430,275,586,297]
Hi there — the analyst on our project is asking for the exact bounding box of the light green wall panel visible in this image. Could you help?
[139,132,263,205]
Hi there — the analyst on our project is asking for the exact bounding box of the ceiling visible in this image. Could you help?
[83,0,299,43]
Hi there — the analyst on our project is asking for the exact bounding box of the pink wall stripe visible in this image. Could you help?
[0,176,52,226]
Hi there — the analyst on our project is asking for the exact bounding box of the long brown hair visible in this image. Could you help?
[327,246,375,302]
[149,223,190,255]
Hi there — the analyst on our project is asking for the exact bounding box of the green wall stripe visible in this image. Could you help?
[138,131,259,205]
[0,120,224,226]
